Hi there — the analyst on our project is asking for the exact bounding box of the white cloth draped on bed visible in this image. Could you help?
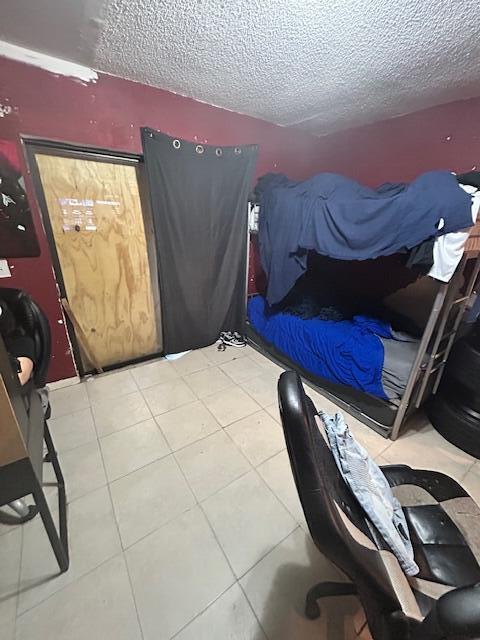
[428,183,480,282]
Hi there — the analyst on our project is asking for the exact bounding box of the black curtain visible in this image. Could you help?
[142,128,258,354]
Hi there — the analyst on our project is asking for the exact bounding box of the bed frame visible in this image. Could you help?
[246,220,480,441]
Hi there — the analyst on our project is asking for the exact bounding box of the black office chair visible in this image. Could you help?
[3,288,52,386]
[278,371,480,640]
[0,287,69,572]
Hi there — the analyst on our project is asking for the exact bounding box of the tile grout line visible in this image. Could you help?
[154,414,223,454]
[134,364,232,417]
[199,463,300,580]
[166,445,249,636]
[173,439,254,503]
[115,504,200,554]
[243,464,300,531]
[150,390,301,524]
[235,525,306,640]
[48,409,99,455]
[15,497,120,619]
[238,365,281,400]
[108,448,201,554]
[168,456,246,638]
[105,447,171,486]
[167,582,239,639]
[95,425,146,640]
[199,395,262,430]
[236,581,271,640]
[219,363,271,388]
[167,440,238,577]
[254,445,288,470]
[15,550,127,620]
[84,369,140,406]
[149,397,199,425]
[95,411,155,440]
[48,353,474,638]
[44,447,301,557]
[27,357,285,634]
[179,362,236,397]
[136,367,270,435]
[90,392,153,439]
[459,458,477,483]
[255,469,307,527]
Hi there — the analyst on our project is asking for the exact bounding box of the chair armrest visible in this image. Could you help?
[414,583,480,639]
[380,464,468,502]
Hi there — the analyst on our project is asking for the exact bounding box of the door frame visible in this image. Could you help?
[23,137,163,376]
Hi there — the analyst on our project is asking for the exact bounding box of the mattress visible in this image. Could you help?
[248,295,418,401]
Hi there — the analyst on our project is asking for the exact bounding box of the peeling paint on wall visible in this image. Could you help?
[0,103,13,117]
[0,41,98,83]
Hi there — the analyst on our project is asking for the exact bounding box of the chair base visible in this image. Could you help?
[305,581,357,620]
[0,503,39,525]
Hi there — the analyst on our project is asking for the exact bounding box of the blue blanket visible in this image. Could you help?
[257,171,473,304]
[248,295,391,399]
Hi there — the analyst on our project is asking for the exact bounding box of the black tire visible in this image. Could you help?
[428,394,480,459]
[446,338,480,396]
[440,374,480,413]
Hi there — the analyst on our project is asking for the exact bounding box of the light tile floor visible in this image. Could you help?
[1,343,479,640]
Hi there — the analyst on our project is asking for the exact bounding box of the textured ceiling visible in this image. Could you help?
[2,0,480,135]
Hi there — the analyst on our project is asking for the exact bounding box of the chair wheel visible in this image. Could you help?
[305,600,321,620]
[0,505,39,525]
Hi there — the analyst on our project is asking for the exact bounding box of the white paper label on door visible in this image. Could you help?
[0,259,12,278]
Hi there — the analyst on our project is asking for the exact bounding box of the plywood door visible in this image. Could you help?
[35,153,159,369]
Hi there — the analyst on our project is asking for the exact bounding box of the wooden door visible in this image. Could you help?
[35,153,160,370]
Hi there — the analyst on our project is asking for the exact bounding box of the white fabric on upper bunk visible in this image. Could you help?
[428,184,480,283]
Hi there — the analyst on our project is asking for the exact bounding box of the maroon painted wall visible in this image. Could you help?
[0,55,329,381]
[1,54,479,380]
[249,96,480,301]
[298,98,480,185]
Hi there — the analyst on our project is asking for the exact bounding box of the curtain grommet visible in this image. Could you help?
[234,147,242,155]
[173,139,181,149]
[195,144,204,154]
[215,148,223,157]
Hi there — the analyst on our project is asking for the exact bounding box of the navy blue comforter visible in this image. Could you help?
[248,295,392,399]
[257,171,473,304]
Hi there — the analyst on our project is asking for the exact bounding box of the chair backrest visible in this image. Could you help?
[277,371,419,618]
[0,288,51,388]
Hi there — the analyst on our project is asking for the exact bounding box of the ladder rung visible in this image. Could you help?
[430,362,446,375]
[439,330,456,342]
[433,349,447,360]
[452,295,469,305]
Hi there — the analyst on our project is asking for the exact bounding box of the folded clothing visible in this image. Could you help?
[428,183,480,282]
[319,411,419,576]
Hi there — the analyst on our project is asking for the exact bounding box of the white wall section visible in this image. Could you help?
[0,41,98,83]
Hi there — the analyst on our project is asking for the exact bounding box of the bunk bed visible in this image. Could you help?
[245,172,480,440]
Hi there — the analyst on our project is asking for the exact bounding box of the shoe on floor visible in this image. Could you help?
[219,331,246,348]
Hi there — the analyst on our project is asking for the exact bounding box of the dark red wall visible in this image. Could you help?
[0,56,329,380]
[298,99,480,185]
[1,54,479,380]
[249,96,480,302]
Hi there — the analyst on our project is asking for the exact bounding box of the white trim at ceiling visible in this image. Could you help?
[0,41,98,83]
